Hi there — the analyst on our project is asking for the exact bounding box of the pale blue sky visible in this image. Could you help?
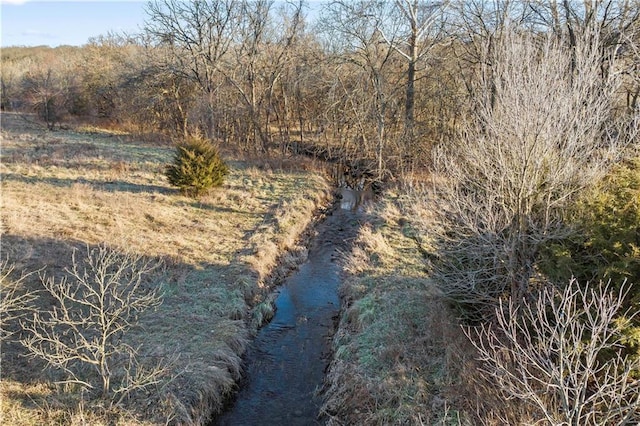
[0,1,324,48]
[1,1,148,47]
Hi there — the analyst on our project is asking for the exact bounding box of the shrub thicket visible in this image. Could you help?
[467,280,640,425]
[166,136,229,197]
[541,158,640,285]
[540,157,640,364]
[429,30,618,317]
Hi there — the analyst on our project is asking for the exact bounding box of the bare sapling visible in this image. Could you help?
[0,259,38,340]
[466,279,640,425]
[20,245,169,402]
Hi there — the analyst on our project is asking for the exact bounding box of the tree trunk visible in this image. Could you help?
[405,25,417,142]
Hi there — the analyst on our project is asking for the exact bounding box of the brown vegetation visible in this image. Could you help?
[466,281,640,425]
[2,0,640,424]
[0,112,330,424]
[322,196,468,425]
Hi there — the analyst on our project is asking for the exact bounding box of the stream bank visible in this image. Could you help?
[212,205,362,425]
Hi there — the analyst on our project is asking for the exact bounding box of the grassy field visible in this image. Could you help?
[0,113,331,424]
[321,194,470,425]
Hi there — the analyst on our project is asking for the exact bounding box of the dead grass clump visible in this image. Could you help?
[321,364,375,426]
[341,245,371,277]
[0,380,158,426]
[250,298,276,329]
[456,362,540,426]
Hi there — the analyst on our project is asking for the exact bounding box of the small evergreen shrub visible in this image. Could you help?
[539,157,640,366]
[166,136,229,197]
[540,157,640,288]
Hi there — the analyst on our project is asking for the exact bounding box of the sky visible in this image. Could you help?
[0,1,149,47]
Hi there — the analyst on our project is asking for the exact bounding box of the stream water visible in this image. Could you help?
[213,206,360,426]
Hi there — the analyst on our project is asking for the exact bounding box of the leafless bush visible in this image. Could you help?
[0,259,38,340]
[430,27,629,310]
[20,245,170,403]
[466,279,640,425]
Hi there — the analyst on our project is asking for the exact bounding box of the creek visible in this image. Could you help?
[213,206,360,425]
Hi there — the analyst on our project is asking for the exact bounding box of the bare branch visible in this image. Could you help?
[466,279,640,425]
[0,260,39,340]
[428,27,633,308]
[20,244,165,400]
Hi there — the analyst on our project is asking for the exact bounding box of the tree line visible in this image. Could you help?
[3,1,636,181]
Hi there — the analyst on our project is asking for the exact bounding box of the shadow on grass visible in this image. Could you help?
[187,200,265,217]
[0,232,254,379]
[1,230,269,425]
[1,172,175,195]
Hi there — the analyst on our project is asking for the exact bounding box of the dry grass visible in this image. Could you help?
[321,194,471,425]
[0,380,158,426]
[0,112,331,424]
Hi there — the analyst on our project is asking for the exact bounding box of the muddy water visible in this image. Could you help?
[213,207,360,426]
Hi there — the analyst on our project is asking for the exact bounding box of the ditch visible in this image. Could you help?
[212,204,362,425]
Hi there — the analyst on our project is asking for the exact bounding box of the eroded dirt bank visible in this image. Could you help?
[213,206,362,425]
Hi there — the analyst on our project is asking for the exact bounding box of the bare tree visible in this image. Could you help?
[78,34,154,127]
[377,0,449,141]
[623,28,640,111]
[145,0,307,152]
[446,0,536,123]
[467,280,640,425]
[527,0,640,49]
[21,245,166,401]
[145,0,241,138]
[430,27,628,309]
[320,1,398,178]
[226,0,305,152]
[21,59,71,129]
